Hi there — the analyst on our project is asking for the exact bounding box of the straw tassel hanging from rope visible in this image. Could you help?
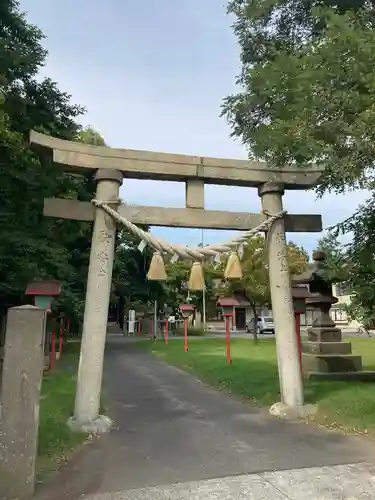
[93,199,285,286]
[188,261,205,291]
[224,251,243,279]
[147,251,167,281]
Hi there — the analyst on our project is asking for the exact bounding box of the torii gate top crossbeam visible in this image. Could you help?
[30,131,322,189]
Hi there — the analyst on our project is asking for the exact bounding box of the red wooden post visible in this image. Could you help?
[184,318,188,352]
[225,315,232,364]
[58,318,64,358]
[50,331,56,372]
[295,313,302,375]
[165,319,169,345]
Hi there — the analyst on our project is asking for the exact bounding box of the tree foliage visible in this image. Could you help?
[335,197,375,326]
[78,126,107,146]
[0,0,173,334]
[223,236,309,314]
[227,0,367,67]
[224,0,375,324]
[317,214,375,326]
[0,0,90,330]
[163,260,220,316]
[223,2,375,194]
[112,229,167,323]
[317,232,349,282]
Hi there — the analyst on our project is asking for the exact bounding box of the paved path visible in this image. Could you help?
[35,337,375,499]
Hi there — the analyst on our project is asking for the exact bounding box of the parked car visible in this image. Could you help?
[246,316,275,335]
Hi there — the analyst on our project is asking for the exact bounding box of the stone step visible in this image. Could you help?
[307,327,342,343]
[302,341,352,355]
[302,353,362,373]
[306,371,375,382]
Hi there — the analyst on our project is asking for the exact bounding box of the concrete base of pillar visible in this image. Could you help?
[269,402,317,420]
[67,414,113,434]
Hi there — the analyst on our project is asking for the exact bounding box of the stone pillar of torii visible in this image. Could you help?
[31,131,323,432]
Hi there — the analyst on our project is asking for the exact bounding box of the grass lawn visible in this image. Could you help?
[37,341,87,478]
[144,337,375,436]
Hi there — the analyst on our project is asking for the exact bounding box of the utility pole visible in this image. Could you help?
[202,228,206,330]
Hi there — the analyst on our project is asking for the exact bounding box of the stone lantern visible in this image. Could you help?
[179,304,195,352]
[293,251,366,379]
[291,285,311,374]
[25,280,61,312]
[220,303,234,365]
[25,280,62,370]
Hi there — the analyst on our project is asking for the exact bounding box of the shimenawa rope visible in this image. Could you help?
[91,199,286,261]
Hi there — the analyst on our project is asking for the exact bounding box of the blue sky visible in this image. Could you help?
[20,0,367,255]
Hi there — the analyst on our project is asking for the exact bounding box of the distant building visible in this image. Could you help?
[295,282,359,329]
[299,282,358,328]
[216,295,270,330]
[215,284,359,330]
[330,283,359,329]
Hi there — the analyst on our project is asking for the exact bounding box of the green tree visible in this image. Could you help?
[49,129,105,328]
[0,0,90,332]
[164,261,190,311]
[223,1,375,327]
[222,236,309,323]
[223,4,375,194]
[78,126,107,146]
[0,103,42,309]
[226,0,367,68]
[111,229,166,327]
[317,232,349,282]
[0,1,167,336]
[163,260,220,318]
[335,196,375,327]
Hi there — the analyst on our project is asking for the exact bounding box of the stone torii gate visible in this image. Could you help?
[31,131,323,432]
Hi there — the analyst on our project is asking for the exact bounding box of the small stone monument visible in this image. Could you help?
[293,251,374,380]
[0,305,47,499]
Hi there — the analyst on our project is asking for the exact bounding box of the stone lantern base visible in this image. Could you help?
[301,326,375,380]
[293,251,375,381]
